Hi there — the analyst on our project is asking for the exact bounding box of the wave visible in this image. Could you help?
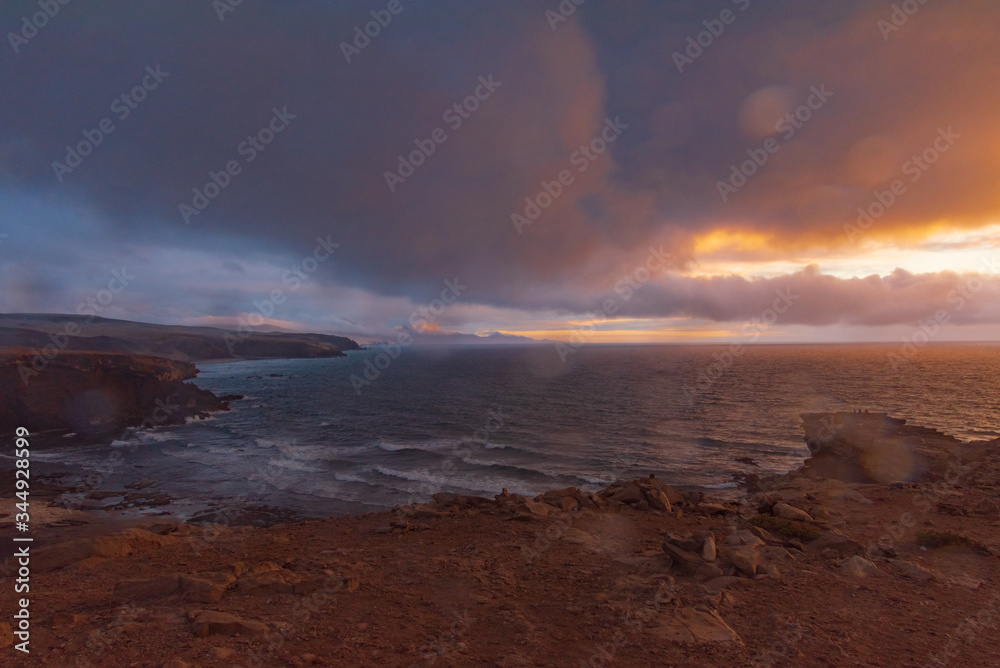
[373,438,464,454]
[573,473,616,485]
[135,430,180,443]
[254,436,295,449]
[184,412,219,424]
[367,460,605,493]
[266,459,322,473]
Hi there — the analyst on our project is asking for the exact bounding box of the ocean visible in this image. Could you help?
[33,344,1000,519]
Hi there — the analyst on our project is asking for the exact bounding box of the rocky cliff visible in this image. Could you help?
[0,350,233,436]
[0,314,361,363]
[800,411,997,483]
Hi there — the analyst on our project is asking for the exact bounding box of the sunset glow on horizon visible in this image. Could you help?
[2,1,999,344]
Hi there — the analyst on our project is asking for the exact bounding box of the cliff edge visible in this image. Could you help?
[801,411,997,483]
[0,349,232,436]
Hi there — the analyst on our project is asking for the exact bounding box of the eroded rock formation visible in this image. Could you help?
[800,411,997,483]
[0,350,232,435]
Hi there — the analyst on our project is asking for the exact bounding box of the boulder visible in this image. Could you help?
[808,532,864,558]
[292,575,332,596]
[832,489,873,505]
[643,476,685,506]
[560,497,580,512]
[191,611,268,638]
[773,502,813,522]
[283,570,355,597]
[146,522,183,535]
[694,563,725,582]
[597,477,683,511]
[180,575,230,604]
[561,528,598,546]
[891,559,936,583]
[90,530,177,558]
[726,531,765,549]
[401,503,447,520]
[664,531,704,553]
[113,576,181,601]
[728,547,759,576]
[435,493,493,509]
[869,544,897,558]
[839,556,878,578]
[947,575,983,590]
[653,607,742,645]
[609,483,645,505]
[236,563,302,595]
[694,503,730,516]
[211,647,237,661]
[936,503,966,516]
[810,505,833,520]
[973,499,999,517]
[759,546,797,562]
[662,542,704,566]
[702,535,717,563]
[758,563,781,581]
[515,498,552,520]
[644,489,672,512]
[347,575,361,592]
[748,525,780,544]
[33,528,176,573]
[757,496,777,515]
[540,487,594,509]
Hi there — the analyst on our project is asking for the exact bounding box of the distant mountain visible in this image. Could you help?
[0,314,360,363]
[367,329,550,347]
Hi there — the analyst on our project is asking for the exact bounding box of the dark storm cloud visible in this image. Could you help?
[2,0,999,328]
[600,265,1000,327]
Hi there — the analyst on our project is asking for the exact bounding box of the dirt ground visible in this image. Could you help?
[2,465,999,668]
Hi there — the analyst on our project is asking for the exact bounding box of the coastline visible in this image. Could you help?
[2,413,998,666]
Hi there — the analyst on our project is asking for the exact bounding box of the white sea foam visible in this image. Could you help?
[136,431,176,443]
[266,459,322,473]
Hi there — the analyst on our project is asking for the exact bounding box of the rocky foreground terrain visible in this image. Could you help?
[1,413,999,667]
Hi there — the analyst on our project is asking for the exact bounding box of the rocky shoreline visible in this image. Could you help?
[0,350,240,439]
[1,413,998,666]
[0,313,362,440]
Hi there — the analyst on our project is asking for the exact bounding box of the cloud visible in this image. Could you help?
[2,1,999,336]
[610,265,1000,327]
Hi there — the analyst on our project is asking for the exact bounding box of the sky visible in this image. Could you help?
[1,0,999,344]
